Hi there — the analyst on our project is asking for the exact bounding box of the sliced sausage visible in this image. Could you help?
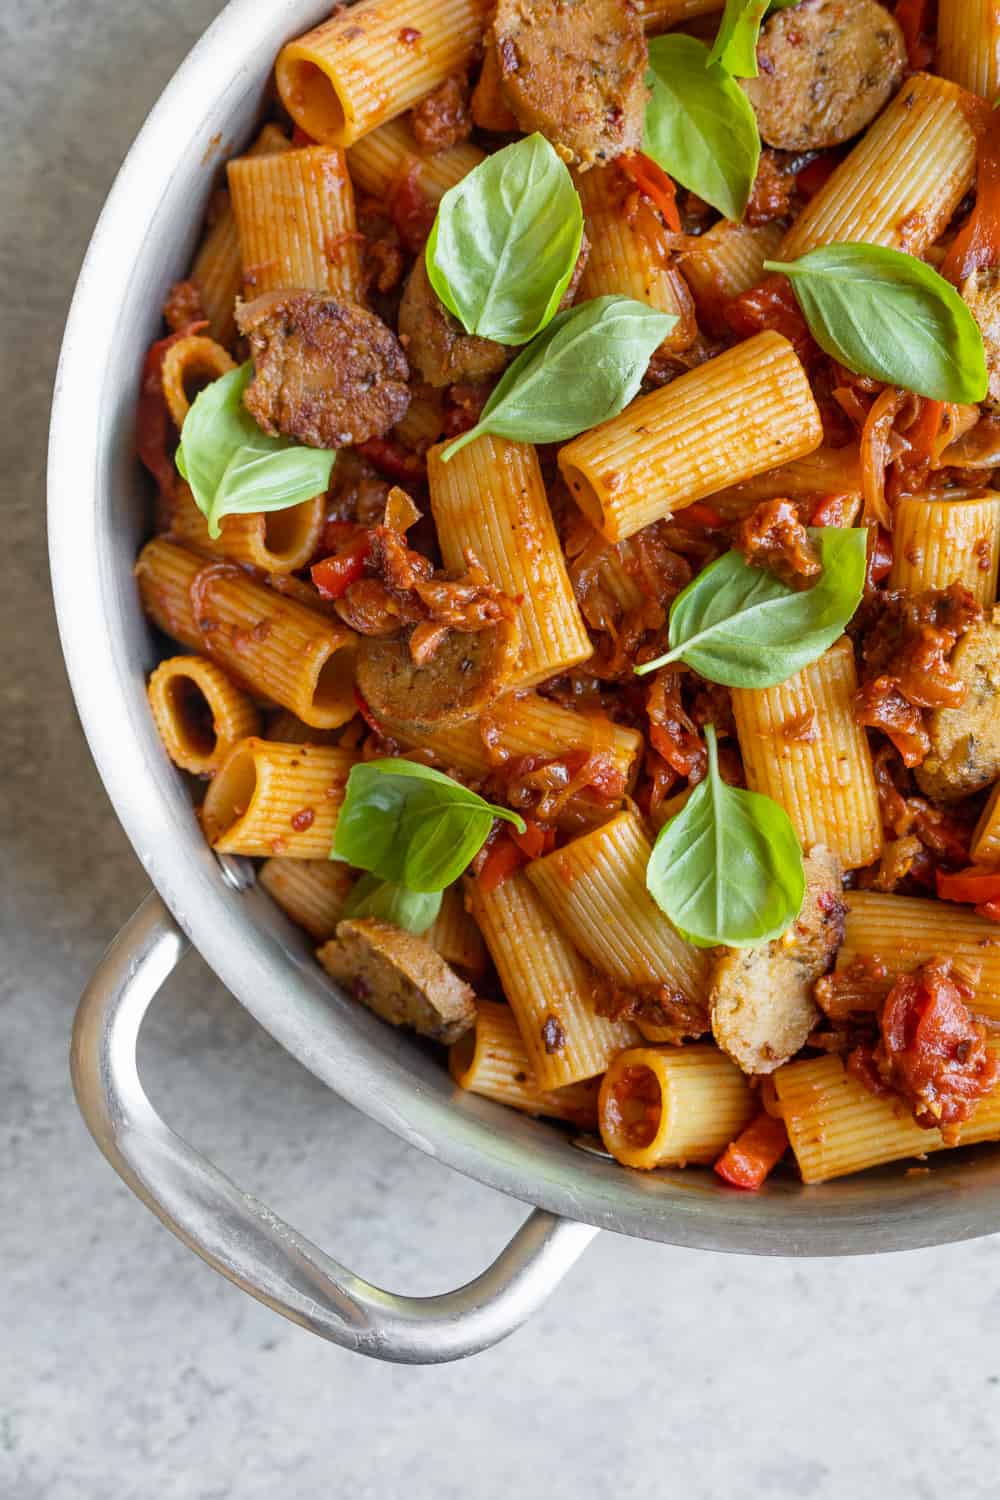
[318,917,476,1044]
[236,291,410,448]
[743,0,906,152]
[397,255,510,389]
[494,0,648,168]
[355,615,521,734]
[962,269,1000,414]
[710,846,845,1075]
[915,622,1000,801]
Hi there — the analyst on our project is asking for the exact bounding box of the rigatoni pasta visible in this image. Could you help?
[147,655,259,776]
[574,165,696,354]
[427,436,592,686]
[276,0,490,146]
[136,540,358,729]
[732,638,882,871]
[679,220,785,335]
[449,1001,600,1125]
[258,857,357,940]
[467,872,638,1091]
[166,482,325,574]
[775,1046,1000,1184]
[558,332,823,541]
[346,116,485,202]
[228,145,362,301]
[599,1047,754,1169]
[160,337,236,429]
[129,0,1000,1195]
[779,73,978,260]
[936,0,1000,104]
[188,124,293,348]
[835,892,1000,1020]
[889,495,1000,605]
[526,810,710,1005]
[202,738,356,857]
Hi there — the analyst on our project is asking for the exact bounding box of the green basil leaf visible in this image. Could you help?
[646,724,805,947]
[331,760,525,891]
[177,362,336,538]
[425,133,584,347]
[341,873,443,934]
[637,526,866,687]
[764,244,990,403]
[708,0,769,78]
[643,35,760,221]
[440,296,675,459]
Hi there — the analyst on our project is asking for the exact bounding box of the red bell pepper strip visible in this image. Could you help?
[942,103,1000,286]
[937,866,1000,905]
[477,832,529,894]
[311,533,371,599]
[894,0,935,72]
[136,320,207,498]
[714,1111,790,1190]
[619,153,682,232]
[674,501,725,530]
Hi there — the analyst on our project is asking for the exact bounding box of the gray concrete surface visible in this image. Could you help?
[4,3,1000,1496]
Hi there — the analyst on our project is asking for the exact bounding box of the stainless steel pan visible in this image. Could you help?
[48,0,1000,1365]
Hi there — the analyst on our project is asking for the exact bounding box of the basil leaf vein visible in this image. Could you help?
[441,295,675,459]
[764,244,989,403]
[708,0,770,77]
[646,724,805,947]
[637,526,867,687]
[331,760,525,891]
[341,873,443,934]
[177,363,336,538]
[426,133,584,347]
[643,35,761,221]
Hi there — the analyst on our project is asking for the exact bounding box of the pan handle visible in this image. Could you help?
[71,892,598,1364]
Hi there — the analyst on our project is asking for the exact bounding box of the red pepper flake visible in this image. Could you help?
[291,807,315,833]
[398,26,421,43]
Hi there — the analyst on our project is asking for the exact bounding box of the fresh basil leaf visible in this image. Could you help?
[341,873,443,934]
[440,296,675,460]
[646,724,805,948]
[425,133,584,347]
[331,760,525,891]
[637,527,866,687]
[708,0,769,78]
[643,35,760,221]
[177,362,336,538]
[764,244,989,403]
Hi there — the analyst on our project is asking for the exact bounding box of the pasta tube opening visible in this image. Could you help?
[167,675,215,757]
[312,646,357,721]
[262,500,325,569]
[160,336,236,429]
[147,655,259,776]
[276,56,348,143]
[202,742,258,845]
[600,1057,665,1161]
[558,460,605,532]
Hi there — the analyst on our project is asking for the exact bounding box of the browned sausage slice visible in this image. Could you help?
[236,291,410,448]
[743,0,906,152]
[915,622,1000,801]
[397,255,510,389]
[710,846,845,1075]
[356,615,521,735]
[318,917,476,1044]
[494,0,648,167]
[963,269,1000,414]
